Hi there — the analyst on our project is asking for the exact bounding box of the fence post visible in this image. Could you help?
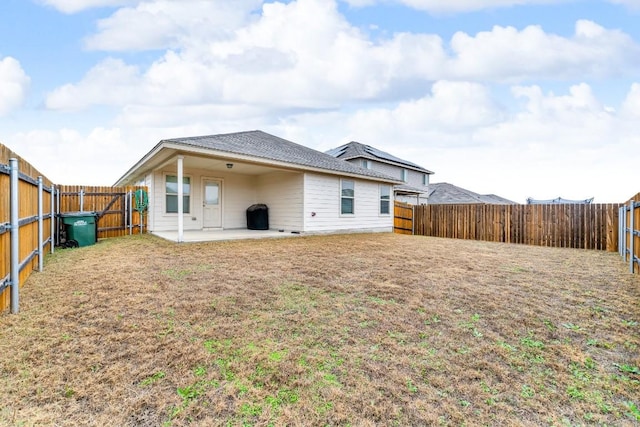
[9,158,19,314]
[38,176,44,272]
[630,200,635,274]
[128,191,133,235]
[51,184,55,254]
[80,188,84,212]
[619,206,623,257]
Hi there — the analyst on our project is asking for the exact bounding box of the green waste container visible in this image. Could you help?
[60,212,98,247]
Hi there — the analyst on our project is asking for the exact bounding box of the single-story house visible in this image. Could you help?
[427,182,517,205]
[326,141,434,204]
[114,130,402,241]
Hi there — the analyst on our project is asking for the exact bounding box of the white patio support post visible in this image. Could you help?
[9,158,19,314]
[177,155,184,243]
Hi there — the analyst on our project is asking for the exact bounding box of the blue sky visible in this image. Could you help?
[1,0,639,203]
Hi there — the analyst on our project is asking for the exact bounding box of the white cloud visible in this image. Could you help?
[283,81,638,203]
[450,20,639,81]
[45,58,141,110]
[46,0,639,114]
[8,127,165,185]
[341,0,566,13]
[621,83,640,117]
[84,0,262,51]
[0,57,30,116]
[51,0,450,110]
[39,0,138,14]
[346,81,503,143]
[17,80,640,203]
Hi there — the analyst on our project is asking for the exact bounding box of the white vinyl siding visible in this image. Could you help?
[358,159,430,192]
[151,168,256,231]
[147,164,392,234]
[256,172,304,231]
[303,173,393,233]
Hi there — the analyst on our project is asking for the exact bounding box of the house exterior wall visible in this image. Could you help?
[347,158,429,204]
[146,166,391,234]
[346,158,429,190]
[148,167,258,231]
[256,172,304,231]
[302,173,393,233]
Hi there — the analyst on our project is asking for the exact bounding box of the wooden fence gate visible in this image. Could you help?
[57,185,147,240]
[394,201,413,235]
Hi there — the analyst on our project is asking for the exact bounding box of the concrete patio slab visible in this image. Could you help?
[151,229,301,243]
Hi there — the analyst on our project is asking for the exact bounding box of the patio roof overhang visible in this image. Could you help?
[115,142,401,186]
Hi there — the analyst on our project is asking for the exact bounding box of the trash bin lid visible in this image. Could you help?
[247,204,268,212]
[59,211,97,217]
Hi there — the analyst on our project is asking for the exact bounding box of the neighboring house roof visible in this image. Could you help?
[427,182,517,205]
[526,197,594,204]
[326,141,434,174]
[116,130,402,185]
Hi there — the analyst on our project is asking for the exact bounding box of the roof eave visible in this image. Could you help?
[115,141,402,186]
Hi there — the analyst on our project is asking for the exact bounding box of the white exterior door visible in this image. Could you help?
[203,179,222,228]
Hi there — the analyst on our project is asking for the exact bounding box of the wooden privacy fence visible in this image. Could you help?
[57,185,147,240]
[394,201,414,235]
[1,142,148,313]
[619,193,640,274]
[413,203,622,251]
[1,146,54,313]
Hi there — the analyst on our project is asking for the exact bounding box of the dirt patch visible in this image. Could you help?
[1,233,639,426]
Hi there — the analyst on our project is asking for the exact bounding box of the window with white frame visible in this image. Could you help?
[361,159,371,169]
[341,180,355,215]
[423,173,429,186]
[401,169,408,182]
[165,175,191,214]
[380,185,390,215]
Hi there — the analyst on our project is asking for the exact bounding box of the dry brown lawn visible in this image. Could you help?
[1,233,639,426]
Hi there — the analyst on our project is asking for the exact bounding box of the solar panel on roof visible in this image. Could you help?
[325,145,348,157]
[363,146,424,169]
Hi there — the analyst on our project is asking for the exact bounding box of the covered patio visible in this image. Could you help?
[152,228,302,243]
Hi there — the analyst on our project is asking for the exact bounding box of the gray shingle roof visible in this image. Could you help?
[326,141,433,174]
[163,130,400,182]
[427,182,517,205]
